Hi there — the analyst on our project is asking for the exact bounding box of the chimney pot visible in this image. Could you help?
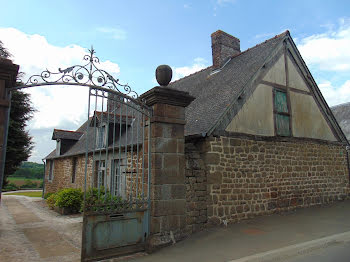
[211,30,240,69]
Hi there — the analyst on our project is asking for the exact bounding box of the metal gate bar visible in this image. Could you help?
[81,85,152,261]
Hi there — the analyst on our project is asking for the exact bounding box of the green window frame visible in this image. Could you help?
[274,89,291,136]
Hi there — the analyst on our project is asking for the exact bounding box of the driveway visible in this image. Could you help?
[2,195,350,262]
[0,194,82,262]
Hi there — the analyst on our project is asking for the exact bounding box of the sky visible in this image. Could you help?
[1,0,350,163]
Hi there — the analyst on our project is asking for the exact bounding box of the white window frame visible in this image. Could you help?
[71,157,77,183]
[96,125,107,148]
[56,139,61,156]
[48,160,54,182]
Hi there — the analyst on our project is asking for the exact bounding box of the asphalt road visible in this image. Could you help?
[285,241,350,262]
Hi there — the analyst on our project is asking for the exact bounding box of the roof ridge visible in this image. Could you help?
[54,128,83,134]
[229,30,289,60]
[331,101,350,109]
[169,30,289,86]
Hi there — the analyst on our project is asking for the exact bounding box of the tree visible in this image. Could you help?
[0,40,10,59]
[0,41,35,187]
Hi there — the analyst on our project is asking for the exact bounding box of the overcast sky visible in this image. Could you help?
[1,0,350,163]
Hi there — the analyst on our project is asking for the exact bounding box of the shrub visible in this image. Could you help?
[20,180,38,189]
[39,181,43,188]
[83,187,123,212]
[46,193,58,209]
[55,188,83,212]
[44,192,54,199]
[3,183,19,191]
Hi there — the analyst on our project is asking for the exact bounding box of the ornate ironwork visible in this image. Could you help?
[24,47,138,98]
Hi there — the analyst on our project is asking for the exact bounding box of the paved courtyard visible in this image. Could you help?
[0,194,82,262]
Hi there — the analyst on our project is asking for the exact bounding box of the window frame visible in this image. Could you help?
[71,157,77,183]
[96,125,106,149]
[48,160,54,182]
[273,88,292,137]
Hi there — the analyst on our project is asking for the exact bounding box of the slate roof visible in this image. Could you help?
[92,111,134,126]
[331,102,350,140]
[170,31,287,136]
[52,129,83,140]
[45,31,292,159]
[46,114,144,159]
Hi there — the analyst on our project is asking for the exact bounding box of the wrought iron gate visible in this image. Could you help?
[9,48,152,262]
[81,85,152,261]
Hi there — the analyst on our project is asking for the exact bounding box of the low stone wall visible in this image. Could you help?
[204,135,350,225]
[185,142,207,234]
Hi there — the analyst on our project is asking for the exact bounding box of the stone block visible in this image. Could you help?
[208,216,220,225]
[152,200,186,216]
[207,172,222,184]
[203,152,220,165]
[151,168,185,185]
[152,137,178,153]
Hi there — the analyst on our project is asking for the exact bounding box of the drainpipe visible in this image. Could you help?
[346,145,350,184]
[41,159,46,198]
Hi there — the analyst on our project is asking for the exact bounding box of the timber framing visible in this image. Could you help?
[209,32,349,145]
[209,42,285,135]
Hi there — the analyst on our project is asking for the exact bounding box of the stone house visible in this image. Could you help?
[44,30,350,233]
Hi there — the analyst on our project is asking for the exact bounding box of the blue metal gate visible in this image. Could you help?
[81,84,152,261]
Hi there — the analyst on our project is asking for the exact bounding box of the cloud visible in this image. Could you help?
[255,33,275,39]
[0,27,121,162]
[297,19,350,72]
[172,58,209,81]
[96,27,127,40]
[217,0,236,5]
[318,80,350,107]
[184,4,190,9]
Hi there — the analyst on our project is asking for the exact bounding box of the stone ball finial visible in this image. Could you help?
[156,65,172,86]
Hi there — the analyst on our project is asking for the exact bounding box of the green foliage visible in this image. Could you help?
[11,162,44,179]
[55,188,83,212]
[0,40,11,58]
[3,183,19,192]
[83,187,124,212]
[6,191,42,197]
[44,192,54,199]
[3,90,35,188]
[39,181,43,188]
[0,40,35,189]
[20,179,38,189]
[46,193,58,209]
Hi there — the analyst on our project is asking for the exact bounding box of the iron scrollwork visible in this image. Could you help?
[25,47,138,98]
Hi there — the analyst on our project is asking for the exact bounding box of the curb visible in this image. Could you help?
[228,231,350,262]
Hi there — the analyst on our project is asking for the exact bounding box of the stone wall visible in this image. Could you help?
[204,134,350,225]
[44,154,93,194]
[185,142,207,234]
[44,149,144,196]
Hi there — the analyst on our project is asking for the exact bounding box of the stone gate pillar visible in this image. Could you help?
[0,58,19,201]
[140,66,194,251]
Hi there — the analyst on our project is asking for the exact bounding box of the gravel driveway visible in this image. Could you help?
[0,194,82,262]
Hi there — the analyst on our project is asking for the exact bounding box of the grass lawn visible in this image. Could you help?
[7,177,42,187]
[5,191,42,197]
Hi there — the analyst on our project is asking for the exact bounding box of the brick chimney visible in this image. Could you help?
[211,30,240,69]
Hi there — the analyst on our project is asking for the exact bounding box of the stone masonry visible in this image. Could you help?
[204,134,350,225]
[185,142,207,234]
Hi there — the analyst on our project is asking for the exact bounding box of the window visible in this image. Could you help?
[274,89,291,136]
[94,160,106,188]
[48,160,54,181]
[97,125,106,148]
[56,140,61,156]
[71,157,77,183]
